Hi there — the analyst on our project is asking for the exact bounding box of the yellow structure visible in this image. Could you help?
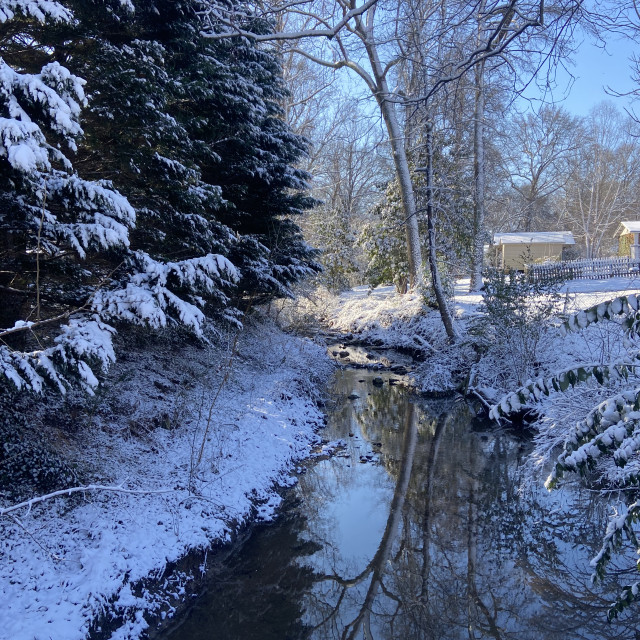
[491,231,576,271]
[617,221,640,259]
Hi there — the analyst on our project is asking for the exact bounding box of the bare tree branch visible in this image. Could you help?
[0,484,175,518]
[199,0,380,41]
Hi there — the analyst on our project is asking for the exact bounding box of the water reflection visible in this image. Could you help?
[163,369,640,640]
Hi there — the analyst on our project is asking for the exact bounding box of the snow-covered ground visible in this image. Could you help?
[4,275,640,640]
[556,275,640,309]
[329,277,640,335]
[0,319,333,640]
[324,276,640,393]
[326,285,448,358]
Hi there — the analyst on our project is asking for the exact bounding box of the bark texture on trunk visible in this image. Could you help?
[469,58,486,292]
[426,121,458,342]
[365,39,424,291]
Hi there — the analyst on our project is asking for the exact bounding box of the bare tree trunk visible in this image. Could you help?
[420,413,447,601]
[364,38,424,291]
[469,58,486,292]
[426,120,458,342]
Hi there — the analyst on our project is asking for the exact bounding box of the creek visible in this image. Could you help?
[160,365,639,639]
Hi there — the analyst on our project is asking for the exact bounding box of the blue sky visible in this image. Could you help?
[549,36,637,116]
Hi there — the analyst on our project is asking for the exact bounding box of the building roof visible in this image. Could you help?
[619,221,640,234]
[493,231,575,245]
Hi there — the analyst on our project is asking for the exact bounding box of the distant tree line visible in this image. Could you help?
[272,2,640,297]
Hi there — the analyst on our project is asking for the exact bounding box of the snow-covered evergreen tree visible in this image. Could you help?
[310,208,359,292]
[178,0,321,298]
[0,0,319,394]
[65,0,318,305]
[0,0,136,393]
[359,179,412,294]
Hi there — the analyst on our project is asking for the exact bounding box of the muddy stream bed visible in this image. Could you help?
[158,349,639,639]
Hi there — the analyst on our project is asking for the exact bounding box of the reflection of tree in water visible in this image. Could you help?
[515,486,639,639]
[304,375,640,639]
[301,395,420,639]
[164,371,640,640]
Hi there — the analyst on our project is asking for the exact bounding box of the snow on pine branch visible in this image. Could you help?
[0,252,240,393]
[490,353,640,420]
[0,0,72,24]
[561,293,640,337]
[0,60,86,171]
[0,316,116,394]
[41,173,136,258]
[93,252,239,336]
[544,388,640,489]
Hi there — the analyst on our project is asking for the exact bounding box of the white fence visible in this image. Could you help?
[526,257,640,283]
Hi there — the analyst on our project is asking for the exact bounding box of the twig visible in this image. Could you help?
[8,513,61,561]
[35,180,47,322]
[0,260,124,339]
[194,297,255,467]
[0,306,91,339]
[195,331,241,466]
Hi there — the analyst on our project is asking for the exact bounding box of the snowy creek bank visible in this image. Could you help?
[0,319,334,640]
[136,342,421,639]
[153,367,636,640]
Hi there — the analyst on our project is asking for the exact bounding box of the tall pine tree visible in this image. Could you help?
[0,0,136,393]
[0,0,319,394]
[64,0,319,305]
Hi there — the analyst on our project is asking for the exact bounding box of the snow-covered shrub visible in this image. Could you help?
[492,292,640,619]
[471,269,564,388]
[267,283,339,335]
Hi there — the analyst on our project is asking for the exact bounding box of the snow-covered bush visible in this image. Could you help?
[471,269,564,388]
[492,292,640,619]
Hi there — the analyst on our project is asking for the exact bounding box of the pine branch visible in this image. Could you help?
[0,304,91,339]
[491,356,640,420]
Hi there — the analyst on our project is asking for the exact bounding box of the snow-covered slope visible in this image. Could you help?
[0,319,332,640]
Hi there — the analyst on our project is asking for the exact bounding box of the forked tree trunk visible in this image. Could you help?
[364,37,456,340]
[364,38,424,291]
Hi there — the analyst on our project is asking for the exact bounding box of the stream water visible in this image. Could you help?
[161,367,640,640]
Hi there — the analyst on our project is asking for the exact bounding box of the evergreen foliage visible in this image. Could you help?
[0,0,319,394]
[358,114,473,297]
[359,179,411,294]
[314,210,359,293]
[0,404,78,498]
